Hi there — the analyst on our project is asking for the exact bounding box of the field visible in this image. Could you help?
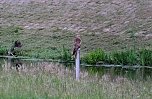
[0,60,152,99]
[0,0,152,99]
[0,0,152,59]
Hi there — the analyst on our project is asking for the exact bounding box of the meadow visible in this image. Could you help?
[0,60,152,99]
[0,1,152,98]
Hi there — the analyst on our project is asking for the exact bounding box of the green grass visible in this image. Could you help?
[0,47,7,55]
[0,61,152,99]
[110,50,138,65]
[83,49,106,65]
[1,41,152,66]
[0,1,152,98]
[0,26,74,60]
[0,26,23,35]
[0,62,105,99]
[61,45,72,62]
[139,49,152,66]
[82,48,152,66]
[20,48,62,59]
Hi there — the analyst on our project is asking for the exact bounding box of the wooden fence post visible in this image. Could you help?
[76,48,80,80]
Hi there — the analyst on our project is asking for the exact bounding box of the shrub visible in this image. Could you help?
[139,49,152,66]
[0,47,7,55]
[110,50,138,65]
[83,49,106,65]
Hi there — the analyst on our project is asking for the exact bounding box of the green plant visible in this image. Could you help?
[0,47,7,55]
[139,49,152,66]
[83,49,106,64]
[61,45,72,62]
[110,50,137,65]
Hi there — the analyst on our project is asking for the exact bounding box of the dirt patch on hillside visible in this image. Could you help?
[1,0,151,34]
[0,0,49,4]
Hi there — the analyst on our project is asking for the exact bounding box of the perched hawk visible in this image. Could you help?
[72,34,81,57]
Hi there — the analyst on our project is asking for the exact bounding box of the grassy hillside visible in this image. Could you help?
[0,0,152,58]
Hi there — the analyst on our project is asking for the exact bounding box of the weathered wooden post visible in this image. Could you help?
[73,34,81,80]
[76,48,80,80]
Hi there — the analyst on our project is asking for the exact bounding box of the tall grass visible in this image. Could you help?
[0,47,7,55]
[110,50,138,65]
[83,49,106,64]
[82,48,152,66]
[139,49,152,66]
[0,61,152,99]
[0,62,105,99]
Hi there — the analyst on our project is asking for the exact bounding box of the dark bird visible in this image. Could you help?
[8,40,22,56]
